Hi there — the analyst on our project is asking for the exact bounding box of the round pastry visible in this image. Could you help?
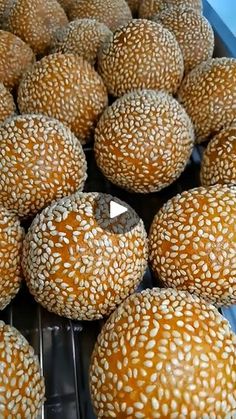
[22,192,148,320]
[126,0,141,16]
[149,184,236,307]
[0,207,24,310]
[155,6,214,73]
[18,53,108,143]
[178,57,236,143]
[53,18,112,66]
[90,287,236,418]
[5,0,68,56]
[0,30,35,91]
[201,125,236,186]
[0,83,15,124]
[95,90,194,193]
[0,321,45,417]
[98,19,184,97]
[139,0,203,19]
[0,114,87,218]
[66,0,132,32]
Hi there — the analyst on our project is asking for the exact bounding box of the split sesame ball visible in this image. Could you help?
[0,30,35,91]
[90,287,236,418]
[0,207,24,310]
[18,53,108,143]
[22,192,148,320]
[0,83,15,125]
[178,57,236,143]
[53,19,112,66]
[95,90,194,193]
[98,20,184,97]
[201,124,236,186]
[139,0,203,19]
[154,6,214,73]
[0,114,87,218]
[0,321,45,417]
[149,185,236,307]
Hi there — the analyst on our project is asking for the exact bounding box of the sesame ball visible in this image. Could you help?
[53,18,112,66]
[98,20,184,97]
[201,124,236,187]
[0,114,87,218]
[154,6,214,73]
[0,30,35,91]
[0,321,45,417]
[5,0,68,56]
[0,207,24,310]
[149,185,236,307]
[66,0,132,32]
[0,83,15,124]
[22,192,148,320]
[178,57,236,143]
[139,0,203,19]
[95,90,194,193]
[90,287,236,418]
[17,53,108,143]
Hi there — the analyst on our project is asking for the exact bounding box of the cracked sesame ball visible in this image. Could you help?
[22,192,148,320]
[0,114,87,218]
[95,90,194,193]
[201,125,236,187]
[5,0,68,56]
[0,207,24,310]
[0,83,16,124]
[0,321,45,417]
[90,287,236,418]
[149,185,236,307]
[154,6,214,74]
[178,57,236,143]
[66,0,132,32]
[17,53,108,143]
[53,19,112,66]
[139,0,203,19]
[98,20,184,97]
[0,30,35,91]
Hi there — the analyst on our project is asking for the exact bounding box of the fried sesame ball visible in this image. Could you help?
[0,30,35,91]
[98,20,184,97]
[18,53,108,143]
[154,6,214,73]
[53,19,112,66]
[66,0,132,32]
[178,57,236,143]
[0,321,45,417]
[149,185,236,307]
[0,207,24,310]
[201,124,236,187]
[90,287,236,418]
[0,114,87,218]
[22,192,148,320]
[95,90,194,193]
[5,0,68,56]
[0,83,15,124]
[139,0,203,19]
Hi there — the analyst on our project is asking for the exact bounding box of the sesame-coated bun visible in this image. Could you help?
[155,6,214,73]
[178,57,236,143]
[149,185,236,307]
[18,53,108,143]
[126,0,141,16]
[22,192,148,320]
[139,0,203,19]
[95,90,194,193]
[98,20,184,97]
[5,0,68,56]
[201,124,236,186]
[0,114,87,218]
[66,0,132,32]
[53,19,112,66]
[90,287,236,418]
[0,207,24,310]
[0,321,45,417]
[0,30,35,91]
[0,83,15,124]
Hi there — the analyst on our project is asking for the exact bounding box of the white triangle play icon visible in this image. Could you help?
[110,200,128,219]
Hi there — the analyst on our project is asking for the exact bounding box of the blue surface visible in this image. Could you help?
[207,0,236,35]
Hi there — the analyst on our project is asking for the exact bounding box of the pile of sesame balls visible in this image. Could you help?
[0,0,236,417]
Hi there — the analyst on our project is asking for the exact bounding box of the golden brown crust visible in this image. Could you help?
[139,0,203,19]
[0,83,16,124]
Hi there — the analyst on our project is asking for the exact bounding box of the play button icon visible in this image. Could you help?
[110,200,128,218]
